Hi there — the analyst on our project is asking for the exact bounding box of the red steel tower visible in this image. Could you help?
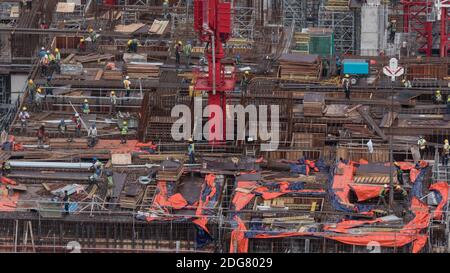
[193,0,235,142]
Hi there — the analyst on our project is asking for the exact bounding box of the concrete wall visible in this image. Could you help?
[10,73,28,103]
[360,2,387,56]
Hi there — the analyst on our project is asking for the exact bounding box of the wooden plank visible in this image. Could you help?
[94,69,104,81]
[357,107,387,140]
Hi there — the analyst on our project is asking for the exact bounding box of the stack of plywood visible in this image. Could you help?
[125,62,160,79]
[149,20,169,35]
[292,32,310,54]
[303,92,325,117]
[102,70,123,80]
[278,53,322,80]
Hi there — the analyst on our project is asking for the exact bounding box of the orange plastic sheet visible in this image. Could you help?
[0,185,19,211]
[96,139,139,153]
[152,181,187,210]
[349,184,383,202]
[231,197,430,253]
[0,176,17,185]
[429,182,449,220]
[194,174,218,233]
[332,162,355,208]
[229,216,249,253]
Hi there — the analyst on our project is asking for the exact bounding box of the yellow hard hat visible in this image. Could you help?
[28,79,33,84]
[37,88,42,93]
[22,107,27,111]
[55,48,59,52]
[394,162,400,167]
[445,139,449,143]
[178,41,183,45]
[244,71,250,75]
[127,40,132,44]
[111,91,115,95]
[84,99,88,103]
[80,38,85,42]
[345,74,350,78]
[123,121,127,125]
[188,137,193,142]
[437,90,441,94]
[88,28,93,33]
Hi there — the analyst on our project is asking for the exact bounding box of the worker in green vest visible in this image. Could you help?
[434,90,443,104]
[105,170,114,200]
[120,121,128,144]
[188,137,195,164]
[377,184,389,206]
[394,162,404,185]
[443,139,450,166]
[1,160,11,176]
[82,99,90,114]
[183,41,192,68]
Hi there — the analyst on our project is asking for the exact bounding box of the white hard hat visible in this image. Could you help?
[75,113,79,117]
[125,76,130,80]
[247,137,254,142]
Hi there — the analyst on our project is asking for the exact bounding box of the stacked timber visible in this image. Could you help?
[156,160,184,181]
[125,62,160,79]
[74,53,114,63]
[278,53,322,81]
[324,0,350,10]
[102,70,123,80]
[119,181,145,209]
[303,92,325,117]
[292,32,310,54]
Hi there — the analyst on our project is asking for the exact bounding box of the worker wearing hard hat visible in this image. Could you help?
[434,90,443,104]
[187,137,195,164]
[87,123,98,148]
[241,70,251,94]
[78,37,86,52]
[35,88,45,111]
[109,91,117,115]
[394,161,404,185]
[342,74,351,100]
[127,39,139,53]
[387,19,397,44]
[183,41,193,68]
[27,79,37,104]
[123,76,131,98]
[120,121,129,144]
[72,113,82,138]
[82,99,90,114]
[175,41,182,69]
[377,184,389,206]
[402,78,412,88]
[19,106,30,133]
[54,48,61,74]
[443,139,450,166]
[417,135,427,159]
[395,185,408,198]
[163,0,169,19]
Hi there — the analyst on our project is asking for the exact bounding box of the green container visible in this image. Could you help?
[309,34,334,56]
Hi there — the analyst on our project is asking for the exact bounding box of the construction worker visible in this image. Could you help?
[241,71,251,94]
[335,55,342,75]
[377,184,389,206]
[82,99,90,114]
[183,41,193,68]
[235,54,242,66]
[163,0,169,19]
[38,47,47,59]
[89,157,103,183]
[188,137,195,164]
[58,119,67,135]
[27,79,36,104]
[387,19,397,44]
[443,139,450,166]
[402,78,412,88]
[434,90,443,104]
[35,88,44,111]
[54,48,61,74]
[123,76,131,98]
[342,74,351,99]
[395,185,408,198]
[37,124,46,148]
[1,160,11,176]
[88,28,97,45]
[44,76,53,97]
[72,113,82,137]
[19,107,30,133]
[127,39,139,53]
[447,96,450,115]
[78,38,86,52]
[418,135,427,159]
[87,123,97,148]
[120,121,128,144]
[394,162,404,185]
[40,52,49,77]
[175,41,182,69]
[109,91,117,115]
[62,190,70,215]
[105,170,114,200]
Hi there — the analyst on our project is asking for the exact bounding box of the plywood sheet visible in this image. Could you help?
[56,2,76,13]
[111,153,132,165]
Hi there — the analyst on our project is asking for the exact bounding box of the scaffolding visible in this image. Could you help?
[282,0,306,31]
[232,5,256,40]
[318,6,355,54]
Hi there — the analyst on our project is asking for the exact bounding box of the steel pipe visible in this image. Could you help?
[9,161,92,169]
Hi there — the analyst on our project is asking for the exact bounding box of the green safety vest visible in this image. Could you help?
[121,127,128,135]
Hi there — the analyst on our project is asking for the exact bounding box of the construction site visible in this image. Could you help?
[0,0,449,254]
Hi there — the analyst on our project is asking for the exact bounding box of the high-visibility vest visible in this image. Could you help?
[121,126,128,135]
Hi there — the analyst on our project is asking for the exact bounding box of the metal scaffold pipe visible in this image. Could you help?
[9,161,92,169]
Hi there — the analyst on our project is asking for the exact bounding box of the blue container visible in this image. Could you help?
[342,59,369,75]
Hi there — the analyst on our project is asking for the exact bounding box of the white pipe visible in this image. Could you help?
[9,161,92,169]
[212,33,216,95]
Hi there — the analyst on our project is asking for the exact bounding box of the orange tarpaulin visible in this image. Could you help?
[349,184,383,202]
[194,174,218,233]
[429,182,449,220]
[0,177,17,185]
[0,185,19,212]
[152,181,187,210]
[229,216,248,253]
[332,162,355,208]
